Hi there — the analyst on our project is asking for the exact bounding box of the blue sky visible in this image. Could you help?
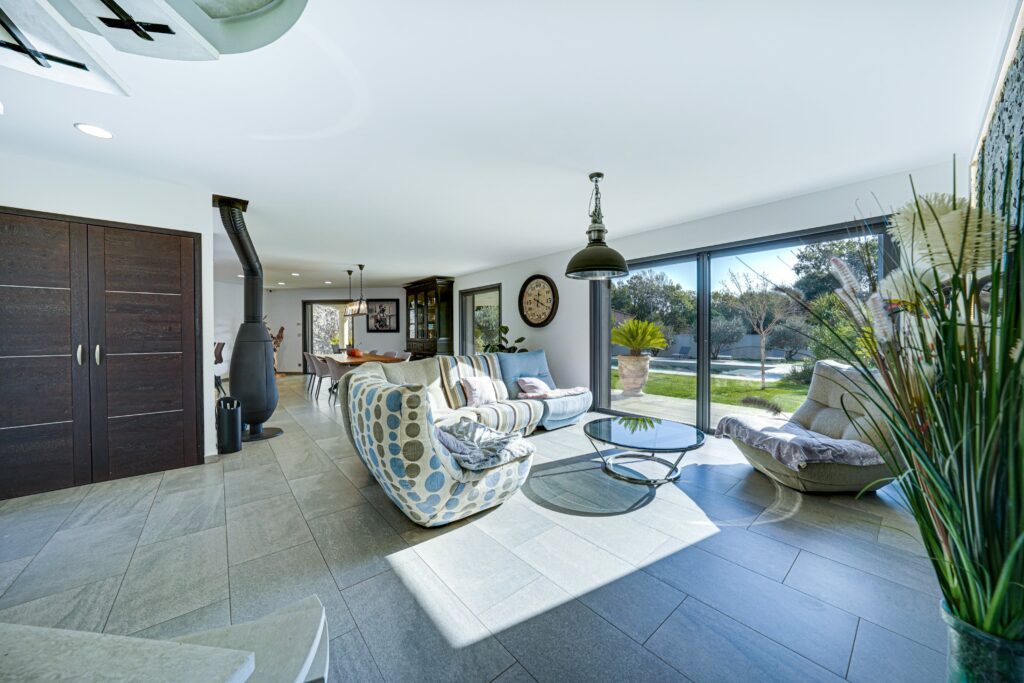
[633,244,802,292]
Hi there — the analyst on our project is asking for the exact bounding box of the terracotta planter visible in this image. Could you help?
[617,354,650,395]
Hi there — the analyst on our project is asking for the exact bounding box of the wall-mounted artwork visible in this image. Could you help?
[366,299,400,333]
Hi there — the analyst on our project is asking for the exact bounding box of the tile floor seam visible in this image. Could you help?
[674,595,849,680]
[99,475,163,633]
[221,483,232,624]
[844,617,862,680]
[855,617,946,656]
[640,591,689,647]
[488,660,519,682]
[348,623,388,682]
[416,547,515,639]
[228,534,314,570]
[777,561,943,655]
[8,484,96,587]
[0,556,35,602]
[781,548,801,584]
[782,544,939,599]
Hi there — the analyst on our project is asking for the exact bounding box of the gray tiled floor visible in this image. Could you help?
[0,375,947,681]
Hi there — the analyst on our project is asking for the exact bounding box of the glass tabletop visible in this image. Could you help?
[584,416,705,453]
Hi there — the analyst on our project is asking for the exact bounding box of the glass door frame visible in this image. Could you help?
[590,216,893,433]
[459,283,503,355]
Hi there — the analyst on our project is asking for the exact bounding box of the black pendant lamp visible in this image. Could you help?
[347,263,368,317]
[565,172,628,280]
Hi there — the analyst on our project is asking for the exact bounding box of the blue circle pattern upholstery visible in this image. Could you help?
[348,373,534,527]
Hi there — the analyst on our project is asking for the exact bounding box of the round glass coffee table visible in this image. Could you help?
[584,416,705,485]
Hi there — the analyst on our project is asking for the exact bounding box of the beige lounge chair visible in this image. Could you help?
[719,360,893,494]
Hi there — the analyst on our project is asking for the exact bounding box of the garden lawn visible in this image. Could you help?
[612,369,809,413]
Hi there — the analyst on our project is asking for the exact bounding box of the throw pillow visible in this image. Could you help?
[518,376,551,394]
[461,376,497,407]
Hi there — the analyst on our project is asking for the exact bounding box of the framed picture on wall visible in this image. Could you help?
[366,299,400,333]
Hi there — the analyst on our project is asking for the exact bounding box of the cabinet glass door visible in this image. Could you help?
[426,291,437,339]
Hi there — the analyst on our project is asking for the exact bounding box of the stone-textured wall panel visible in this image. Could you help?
[978,30,1024,222]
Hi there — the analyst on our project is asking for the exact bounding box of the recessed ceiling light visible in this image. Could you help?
[0,101,4,115]
[291,273,300,277]
[324,281,332,285]
[277,282,286,285]
[237,274,244,278]
[74,123,113,139]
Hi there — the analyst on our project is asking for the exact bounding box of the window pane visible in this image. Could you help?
[310,303,345,354]
[609,259,698,424]
[471,289,500,352]
[708,235,879,427]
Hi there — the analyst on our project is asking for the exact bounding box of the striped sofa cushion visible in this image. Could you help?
[472,399,544,435]
[438,354,503,409]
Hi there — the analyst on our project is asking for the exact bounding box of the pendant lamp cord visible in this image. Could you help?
[589,176,603,222]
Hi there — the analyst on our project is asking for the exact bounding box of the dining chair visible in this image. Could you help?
[312,356,332,400]
[395,351,412,362]
[382,351,398,358]
[325,357,351,406]
[213,342,226,396]
[368,349,380,356]
[302,352,317,394]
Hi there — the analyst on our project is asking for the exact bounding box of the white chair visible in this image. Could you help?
[367,348,380,356]
[395,351,412,361]
[325,357,350,405]
[311,356,332,400]
[302,351,317,394]
[382,351,398,358]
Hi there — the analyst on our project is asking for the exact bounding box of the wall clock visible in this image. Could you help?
[518,274,559,327]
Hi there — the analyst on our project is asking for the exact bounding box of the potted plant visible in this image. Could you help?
[800,170,1023,680]
[329,334,341,353]
[611,319,668,395]
[483,325,528,353]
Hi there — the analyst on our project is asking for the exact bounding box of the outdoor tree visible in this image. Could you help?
[792,238,878,300]
[312,305,341,354]
[610,271,696,334]
[726,270,793,388]
[473,305,500,352]
[661,288,696,335]
[767,319,810,361]
[709,315,745,359]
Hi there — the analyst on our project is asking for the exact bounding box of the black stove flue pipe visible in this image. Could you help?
[214,195,282,441]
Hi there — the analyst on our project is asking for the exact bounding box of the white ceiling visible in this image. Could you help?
[0,1,1017,288]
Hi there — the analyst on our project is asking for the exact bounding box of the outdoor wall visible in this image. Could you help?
[0,151,218,456]
[212,279,244,375]
[264,286,407,373]
[977,21,1024,219]
[454,161,965,390]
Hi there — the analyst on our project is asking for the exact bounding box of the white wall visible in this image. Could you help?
[212,280,244,373]
[454,161,965,390]
[264,286,408,373]
[0,151,218,457]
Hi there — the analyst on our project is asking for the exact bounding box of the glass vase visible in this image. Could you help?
[942,602,1024,682]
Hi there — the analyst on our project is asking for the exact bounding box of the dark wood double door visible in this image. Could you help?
[0,209,201,500]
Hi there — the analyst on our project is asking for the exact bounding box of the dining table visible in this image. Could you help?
[324,352,404,366]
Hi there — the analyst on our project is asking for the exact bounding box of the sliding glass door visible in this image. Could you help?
[609,258,699,424]
[596,220,887,432]
[707,234,878,428]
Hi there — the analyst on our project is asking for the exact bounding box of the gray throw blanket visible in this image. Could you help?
[716,414,884,471]
[437,418,535,471]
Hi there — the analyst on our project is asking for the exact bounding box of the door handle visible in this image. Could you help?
[94,345,102,366]
[76,344,83,366]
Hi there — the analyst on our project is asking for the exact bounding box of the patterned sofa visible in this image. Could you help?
[338,351,591,526]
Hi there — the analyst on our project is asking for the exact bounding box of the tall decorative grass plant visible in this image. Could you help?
[809,164,1023,680]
